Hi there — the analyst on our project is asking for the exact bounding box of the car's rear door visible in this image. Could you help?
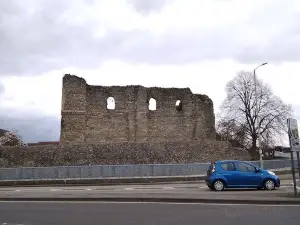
[219,162,239,187]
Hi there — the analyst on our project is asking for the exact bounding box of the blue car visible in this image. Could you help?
[205,160,280,191]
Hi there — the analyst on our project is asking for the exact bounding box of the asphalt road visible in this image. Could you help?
[0,201,300,225]
[0,179,297,200]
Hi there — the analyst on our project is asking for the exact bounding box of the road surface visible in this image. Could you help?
[0,179,297,200]
[0,201,300,225]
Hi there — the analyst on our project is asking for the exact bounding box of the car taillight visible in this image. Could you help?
[211,166,216,173]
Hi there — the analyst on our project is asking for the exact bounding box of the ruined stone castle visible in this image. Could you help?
[0,74,249,167]
[60,74,216,144]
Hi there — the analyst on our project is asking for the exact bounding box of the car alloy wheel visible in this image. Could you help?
[213,180,224,191]
[264,179,275,190]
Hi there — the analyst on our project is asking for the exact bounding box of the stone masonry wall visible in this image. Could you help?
[0,74,251,168]
[0,141,250,167]
[60,74,216,144]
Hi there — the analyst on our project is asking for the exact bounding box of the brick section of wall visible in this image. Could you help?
[0,141,250,167]
[60,74,216,144]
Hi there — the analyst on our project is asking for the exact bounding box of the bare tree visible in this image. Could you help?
[219,71,292,158]
[216,118,247,148]
[0,129,27,147]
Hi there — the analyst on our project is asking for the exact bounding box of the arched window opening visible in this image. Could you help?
[175,100,182,111]
[149,98,156,111]
[107,97,115,110]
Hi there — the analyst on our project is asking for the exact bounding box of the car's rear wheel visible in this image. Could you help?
[264,179,275,190]
[213,180,225,191]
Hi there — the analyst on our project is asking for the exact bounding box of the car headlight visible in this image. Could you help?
[268,171,276,176]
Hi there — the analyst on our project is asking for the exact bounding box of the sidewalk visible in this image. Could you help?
[0,175,206,187]
[0,173,296,187]
[0,167,298,187]
[1,188,299,205]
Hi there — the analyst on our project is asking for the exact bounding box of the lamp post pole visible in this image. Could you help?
[254,62,268,169]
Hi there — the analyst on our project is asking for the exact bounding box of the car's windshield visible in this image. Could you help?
[243,161,258,169]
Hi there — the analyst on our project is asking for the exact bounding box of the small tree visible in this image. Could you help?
[219,70,292,158]
[0,130,27,146]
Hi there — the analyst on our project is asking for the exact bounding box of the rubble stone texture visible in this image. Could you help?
[60,74,217,143]
[0,141,250,167]
[0,74,250,167]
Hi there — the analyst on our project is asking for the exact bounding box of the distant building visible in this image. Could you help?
[274,146,291,153]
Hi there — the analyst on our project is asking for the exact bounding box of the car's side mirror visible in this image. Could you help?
[255,168,261,173]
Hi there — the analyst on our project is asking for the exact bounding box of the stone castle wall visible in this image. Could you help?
[0,141,250,167]
[60,74,216,144]
[0,74,251,168]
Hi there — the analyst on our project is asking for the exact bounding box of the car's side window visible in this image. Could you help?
[221,162,236,171]
[237,162,256,172]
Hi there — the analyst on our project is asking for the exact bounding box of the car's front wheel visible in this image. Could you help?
[213,180,225,191]
[264,179,275,190]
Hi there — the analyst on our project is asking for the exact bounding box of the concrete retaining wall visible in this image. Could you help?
[0,159,295,181]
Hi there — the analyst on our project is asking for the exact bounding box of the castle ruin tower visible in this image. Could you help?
[60,74,87,144]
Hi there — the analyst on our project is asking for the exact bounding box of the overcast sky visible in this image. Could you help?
[0,0,300,144]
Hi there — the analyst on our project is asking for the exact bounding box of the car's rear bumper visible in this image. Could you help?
[205,178,213,187]
[276,178,280,187]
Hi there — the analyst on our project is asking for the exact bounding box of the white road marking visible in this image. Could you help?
[163,187,174,189]
[2,224,23,225]
[85,188,93,191]
[124,187,134,190]
[1,201,299,207]
[14,190,20,192]
[50,189,61,192]
[289,182,300,190]
[97,202,300,207]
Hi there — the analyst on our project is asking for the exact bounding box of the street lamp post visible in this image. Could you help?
[254,62,268,169]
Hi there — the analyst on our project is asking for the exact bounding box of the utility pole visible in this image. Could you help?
[254,62,268,169]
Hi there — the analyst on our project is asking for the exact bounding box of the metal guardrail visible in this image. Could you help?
[0,159,296,181]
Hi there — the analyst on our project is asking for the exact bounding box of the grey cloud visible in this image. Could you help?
[128,0,173,14]
[0,0,101,76]
[0,0,145,76]
[1,0,300,77]
[0,112,60,143]
[83,0,95,5]
[113,29,237,64]
[291,105,300,121]
[0,82,4,95]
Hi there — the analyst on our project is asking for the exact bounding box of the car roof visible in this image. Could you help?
[216,160,240,164]
[216,160,258,166]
